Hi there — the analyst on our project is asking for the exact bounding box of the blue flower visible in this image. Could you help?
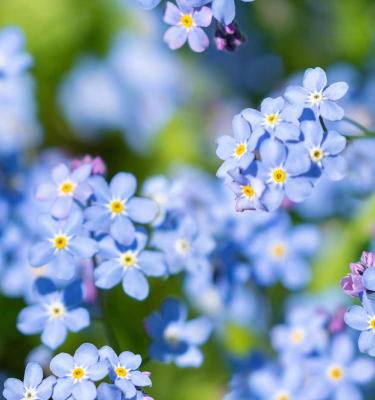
[305,333,375,400]
[85,172,158,246]
[152,217,214,274]
[95,231,166,301]
[97,383,153,400]
[242,96,302,142]
[248,215,319,288]
[256,138,312,211]
[163,1,212,53]
[226,169,265,211]
[35,163,93,219]
[145,298,212,367]
[216,114,260,178]
[99,346,151,398]
[135,0,161,9]
[29,210,97,280]
[0,27,33,78]
[3,362,56,400]
[249,364,304,400]
[285,67,349,121]
[17,280,90,349]
[345,293,375,356]
[300,120,347,181]
[50,343,108,400]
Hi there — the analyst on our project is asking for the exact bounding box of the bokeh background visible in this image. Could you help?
[1,0,375,398]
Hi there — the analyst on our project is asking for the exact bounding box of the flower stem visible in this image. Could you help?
[98,289,121,352]
[343,117,375,138]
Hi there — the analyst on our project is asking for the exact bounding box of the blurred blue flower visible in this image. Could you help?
[3,363,55,400]
[285,67,349,121]
[145,298,212,367]
[85,172,157,245]
[306,333,375,400]
[95,231,166,301]
[248,215,319,288]
[29,210,97,280]
[163,1,212,53]
[50,343,108,400]
[17,280,90,349]
[152,217,215,274]
[135,0,161,9]
[99,346,151,398]
[0,26,32,78]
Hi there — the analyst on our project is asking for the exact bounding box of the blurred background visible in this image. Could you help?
[1,0,375,398]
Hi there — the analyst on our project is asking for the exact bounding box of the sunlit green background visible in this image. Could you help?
[1,0,375,398]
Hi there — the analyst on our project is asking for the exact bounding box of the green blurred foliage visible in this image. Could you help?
[1,0,375,398]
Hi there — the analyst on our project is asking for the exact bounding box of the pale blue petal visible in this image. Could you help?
[127,197,158,223]
[50,353,74,377]
[110,173,137,200]
[122,269,149,300]
[74,343,99,367]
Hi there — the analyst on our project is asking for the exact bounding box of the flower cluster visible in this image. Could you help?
[341,251,375,357]
[225,300,375,399]
[2,343,153,400]
[136,0,252,52]
[216,67,349,213]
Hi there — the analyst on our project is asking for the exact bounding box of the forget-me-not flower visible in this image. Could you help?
[99,346,151,398]
[145,298,212,367]
[285,67,349,121]
[3,362,56,400]
[17,280,90,349]
[95,231,166,301]
[163,1,212,53]
[36,163,93,219]
[301,120,347,181]
[50,343,108,400]
[29,210,97,280]
[85,172,158,246]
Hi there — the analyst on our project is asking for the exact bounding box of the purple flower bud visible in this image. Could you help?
[350,262,365,275]
[340,273,364,297]
[71,155,107,176]
[361,251,375,268]
[214,21,245,52]
[328,307,346,334]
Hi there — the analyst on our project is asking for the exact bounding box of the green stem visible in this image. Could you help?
[343,117,375,138]
[98,289,121,352]
[319,116,328,133]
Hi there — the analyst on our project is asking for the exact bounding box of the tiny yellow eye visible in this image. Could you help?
[121,251,137,267]
[310,148,324,162]
[60,181,75,195]
[115,367,127,378]
[242,185,254,197]
[235,143,247,157]
[265,113,279,126]
[110,200,125,214]
[180,14,193,28]
[327,365,343,381]
[71,367,85,380]
[272,168,287,183]
[54,235,68,250]
[272,243,286,258]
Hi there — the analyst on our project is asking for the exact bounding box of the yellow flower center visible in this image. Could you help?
[291,328,304,344]
[59,181,75,196]
[309,91,324,105]
[275,393,289,400]
[24,389,37,400]
[310,147,324,162]
[265,113,280,127]
[242,185,255,198]
[327,365,343,381]
[272,168,287,184]
[235,143,247,158]
[115,367,127,378]
[48,302,66,319]
[54,235,68,250]
[369,317,375,330]
[175,238,191,256]
[71,367,85,381]
[180,14,193,28]
[121,251,137,268]
[272,243,286,258]
[110,199,125,215]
